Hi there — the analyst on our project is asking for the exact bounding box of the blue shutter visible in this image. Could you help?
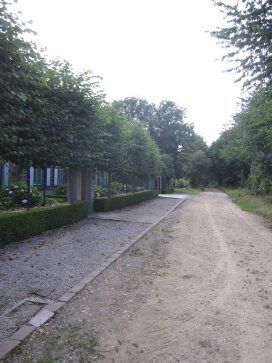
[54,168,58,186]
[29,167,34,187]
[3,163,9,186]
[46,168,51,187]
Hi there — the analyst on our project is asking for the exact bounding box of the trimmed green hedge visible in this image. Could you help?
[94,190,159,212]
[0,202,88,247]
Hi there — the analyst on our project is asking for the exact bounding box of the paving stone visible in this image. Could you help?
[29,309,54,328]
[10,325,36,341]
[69,283,86,293]
[0,339,20,359]
[58,292,75,302]
[46,301,65,313]
[81,275,95,284]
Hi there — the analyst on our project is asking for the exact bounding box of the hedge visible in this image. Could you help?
[94,190,159,212]
[0,201,88,247]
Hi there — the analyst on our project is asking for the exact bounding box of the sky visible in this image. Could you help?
[17,0,243,145]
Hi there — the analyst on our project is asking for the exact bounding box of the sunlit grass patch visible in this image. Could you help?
[224,188,272,222]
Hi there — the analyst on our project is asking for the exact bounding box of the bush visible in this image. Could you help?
[111,181,123,195]
[0,201,88,247]
[175,178,188,188]
[55,184,67,196]
[0,182,43,210]
[94,190,158,212]
[94,186,108,198]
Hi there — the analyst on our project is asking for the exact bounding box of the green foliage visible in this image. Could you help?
[94,185,108,198]
[211,0,272,89]
[224,188,272,222]
[113,98,198,180]
[0,182,42,210]
[55,184,67,196]
[187,150,211,187]
[209,84,272,193]
[94,190,158,212]
[110,181,123,194]
[0,1,104,168]
[126,121,162,179]
[0,201,88,247]
[175,178,189,188]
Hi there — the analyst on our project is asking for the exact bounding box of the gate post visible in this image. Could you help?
[67,168,81,203]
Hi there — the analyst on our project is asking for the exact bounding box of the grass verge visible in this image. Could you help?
[224,188,272,222]
[174,187,202,195]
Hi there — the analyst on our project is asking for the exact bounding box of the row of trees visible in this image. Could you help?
[208,0,272,194]
[113,98,211,188]
[0,0,208,190]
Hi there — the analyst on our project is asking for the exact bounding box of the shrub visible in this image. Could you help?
[0,182,43,210]
[175,178,188,188]
[0,201,88,247]
[94,190,158,212]
[55,184,67,196]
[94,186,108,198]
[111,181,123,195]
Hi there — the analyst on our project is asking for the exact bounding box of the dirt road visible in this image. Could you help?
[6,190,272,362]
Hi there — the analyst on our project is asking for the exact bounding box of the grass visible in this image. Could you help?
[223,188,272,222]
[34,325,99,363]
[130,248,144,257]
[174,187,202,195]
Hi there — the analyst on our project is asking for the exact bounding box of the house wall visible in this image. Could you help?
[95,170,108,187]
[0,162,9,187]
[6,162,67,189]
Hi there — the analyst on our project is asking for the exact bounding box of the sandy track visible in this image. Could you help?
[6,191,272,362]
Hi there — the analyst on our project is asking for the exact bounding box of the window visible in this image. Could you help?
[33,168,43,186]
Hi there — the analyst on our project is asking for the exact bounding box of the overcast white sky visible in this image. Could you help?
[17,0,242,144]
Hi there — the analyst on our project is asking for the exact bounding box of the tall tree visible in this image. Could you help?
[211,0,272,89]
[0,1,104,168]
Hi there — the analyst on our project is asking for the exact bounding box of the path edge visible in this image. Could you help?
[0,197,186,360]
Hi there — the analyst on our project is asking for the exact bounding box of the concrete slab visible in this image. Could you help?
[46,301,66,313]
[10,325,36,341]
[58,292,76,303]
[0,339,20,359]
[159,194,188,199]
[69,283,86,294]
[29,309,54,328]
[92,213,156,224]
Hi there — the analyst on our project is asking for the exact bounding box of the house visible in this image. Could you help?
[0,162,9,187]
[0,162,66,189]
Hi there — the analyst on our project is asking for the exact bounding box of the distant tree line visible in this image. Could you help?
[0,0,209,190]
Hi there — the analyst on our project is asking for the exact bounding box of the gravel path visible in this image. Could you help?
[0,197,180,342]
[5,190,272,362]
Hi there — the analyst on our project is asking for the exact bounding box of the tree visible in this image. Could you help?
[113,98,195,179]
[187,150,211,187]
[126,121,162,182]
[211,0,272,89]
[0,1,104,168]
[113,97,156,129]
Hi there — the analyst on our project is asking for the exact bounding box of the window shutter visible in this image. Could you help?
[29,167,34,187]
[54,168,58,186]
[3,163,9,186]
[46,168,51,187]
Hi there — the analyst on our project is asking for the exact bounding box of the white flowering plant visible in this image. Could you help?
[0,182,43,210]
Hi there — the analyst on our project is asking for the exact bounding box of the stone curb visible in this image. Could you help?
[0,198,185,360]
